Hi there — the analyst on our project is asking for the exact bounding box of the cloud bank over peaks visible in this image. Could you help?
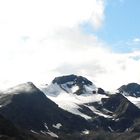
[0,0,106,89]
[51,30,140,90]
[0,0,140,91]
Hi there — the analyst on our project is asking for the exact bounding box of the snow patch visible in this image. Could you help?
[108,126,114,132]
[40,130,47,135]
[60,81,74,93]
[44,91,108,119]
[44,123,49,130]
[87,106,112,118]
[40,83,108,119]
[30,130,39,134]
[82,129,89,135]
[124,96,140,108]
[43,123,59,138]
[71,85,79,93]
[47,131,59,138]
[40,83,62,97]
[52,123,62,129]
[115,118,120,122]
[84,85,97,94]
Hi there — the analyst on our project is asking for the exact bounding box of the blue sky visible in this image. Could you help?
[83,0,140,53]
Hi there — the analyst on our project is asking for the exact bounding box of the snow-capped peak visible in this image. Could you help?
[2,82,38,94]
[118,83,140,97]
[52,74,94,87]
[50,74,97,95]
[118,83,140,108]
[40,75,109,120]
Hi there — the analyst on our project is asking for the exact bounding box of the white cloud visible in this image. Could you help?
[0,0,105,89]
[0,0,105,38]
[54,31,140,90]
[38,28,140,90]
[0,0,140,91]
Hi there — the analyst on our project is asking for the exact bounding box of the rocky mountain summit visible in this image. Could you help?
[0,75,140,139]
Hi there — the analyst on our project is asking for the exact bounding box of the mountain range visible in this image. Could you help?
[0,74,140,140]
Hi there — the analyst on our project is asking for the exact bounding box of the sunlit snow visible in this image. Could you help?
[52,123,62,129]
[125,96,140,108]
[40,83,108,119]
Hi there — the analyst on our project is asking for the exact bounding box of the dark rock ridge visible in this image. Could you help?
[86,93,140,132]
[97,88,106,95]
[0,113,43,140]
[0,76,140,139]
[52,74,100,95]
[0,82,92,133]
[47,75,140,132]
[119,83,140,97]
[0,113,19,138]
[52,74,93,86]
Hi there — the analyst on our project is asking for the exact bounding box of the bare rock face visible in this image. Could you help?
[0,82,92,134]
[0,76,140,139]
[119,83,140,97]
